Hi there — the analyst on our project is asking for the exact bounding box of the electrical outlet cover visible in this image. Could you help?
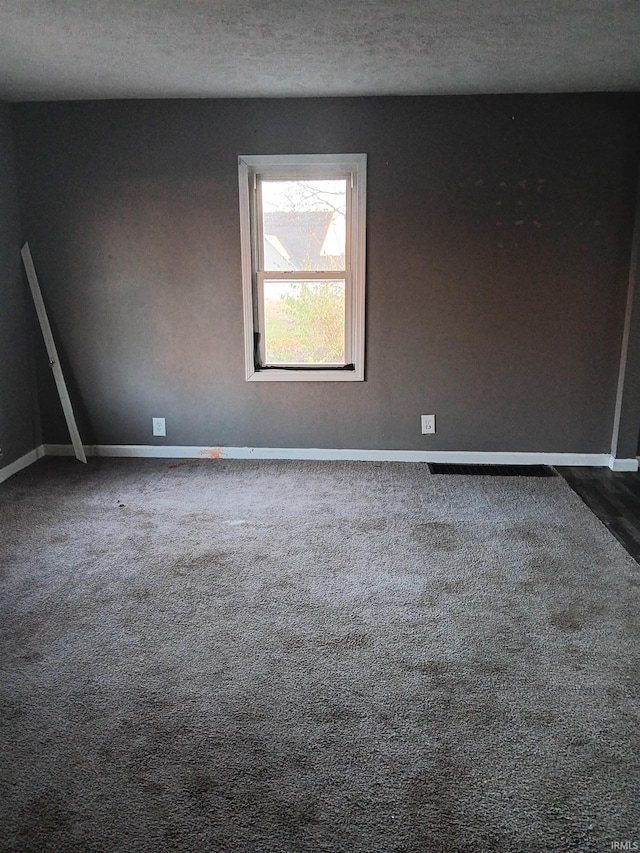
[421,414,436,435]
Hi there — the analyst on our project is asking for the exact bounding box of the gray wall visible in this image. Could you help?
[11,95,639,454]
[0,102,40,469]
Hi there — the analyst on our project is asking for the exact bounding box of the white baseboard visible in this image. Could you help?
[41,444,638,469]
[2,444,634,485]
[0,445,45,484]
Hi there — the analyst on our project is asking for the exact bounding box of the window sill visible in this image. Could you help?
[246,367,364,382]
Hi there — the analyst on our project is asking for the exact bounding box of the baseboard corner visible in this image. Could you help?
[608,456,639,472]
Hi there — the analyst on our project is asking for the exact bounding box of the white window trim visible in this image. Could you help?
[238,153,366,382]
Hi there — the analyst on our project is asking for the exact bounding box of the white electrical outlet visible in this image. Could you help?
[152,417,166,437]
[421,414,436,435]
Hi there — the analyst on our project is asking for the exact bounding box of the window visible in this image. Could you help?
[238,154,366,381]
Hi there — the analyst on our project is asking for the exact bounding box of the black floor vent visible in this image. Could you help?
[428,463,557,477]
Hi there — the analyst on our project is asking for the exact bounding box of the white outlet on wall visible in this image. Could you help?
[152,417,166,437]
[421,414,436,435]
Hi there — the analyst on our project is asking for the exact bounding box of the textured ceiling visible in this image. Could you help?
[1,0,640,101]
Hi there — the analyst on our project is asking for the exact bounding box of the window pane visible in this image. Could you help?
[263,280,346,365]
[261,179,347,272]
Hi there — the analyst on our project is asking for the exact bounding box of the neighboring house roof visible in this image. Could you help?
[263,211,345,272]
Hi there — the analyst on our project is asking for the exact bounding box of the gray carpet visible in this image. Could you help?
[0,458,638,852]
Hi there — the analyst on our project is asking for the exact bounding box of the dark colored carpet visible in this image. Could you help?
[1,458,638,852]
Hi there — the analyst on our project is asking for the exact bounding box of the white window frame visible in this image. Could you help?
[238,153,366,382]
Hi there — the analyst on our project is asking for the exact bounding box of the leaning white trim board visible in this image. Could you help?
[0,446,45,485]
[21,243,86,464]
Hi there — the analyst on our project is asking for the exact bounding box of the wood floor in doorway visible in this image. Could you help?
[556,466,640,565]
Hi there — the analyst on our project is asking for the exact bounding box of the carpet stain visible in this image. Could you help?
[124,515,157,529]
[275,797,321,827]
[411,521,458,551]
[419,660,453,677]
[48,533,69,544]
[138,775,166,796]
[324,631,371,649]
[0,554,13,580]
[406,770,469,851]
[439,578,466,594]
[311,700,358,722]
[550,609,584,631]
[234,709,266,723]
[17,792,74,842]
[170,551,232,575]
[524,554,576,589]
[1,698,26,720]
[503,522,550,547]
[184,771,216,807]
[352,519,387,533]
[16,649,43,664]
